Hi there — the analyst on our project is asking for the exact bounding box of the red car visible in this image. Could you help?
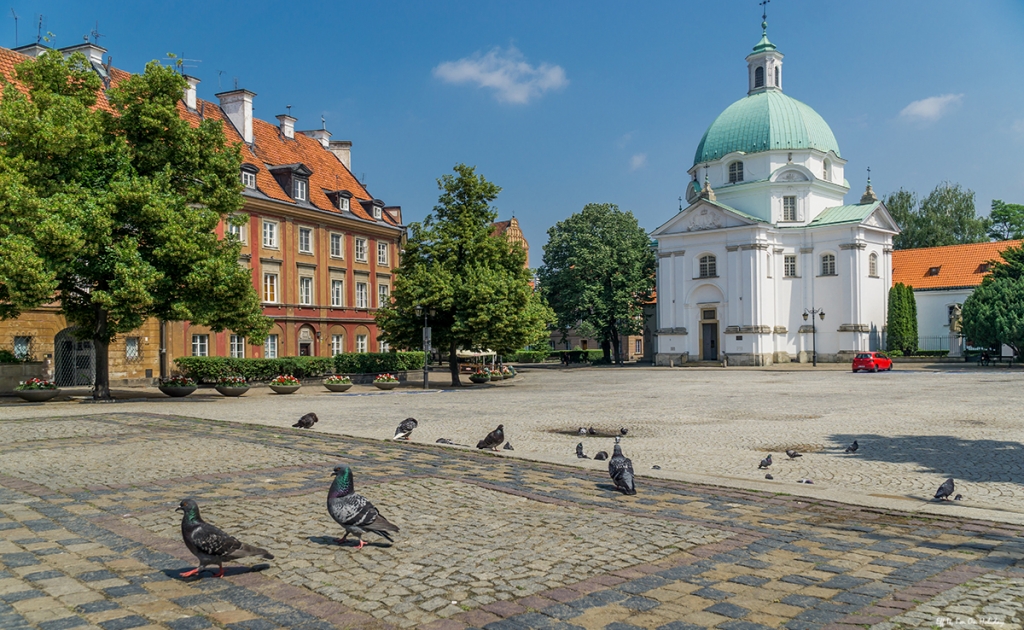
[852,352,892,372]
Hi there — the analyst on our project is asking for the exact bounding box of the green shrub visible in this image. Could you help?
[549,349,604,362]
[333,352,424,374]
[173,356,335,383]
[909,350,949,357]
[0,349,23,364]
[505,350,549,363]
[887,350,903,357]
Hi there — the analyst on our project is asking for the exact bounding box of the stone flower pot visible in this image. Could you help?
[215,386,249,397]
[158,385,197,398]
[269,384,301,395]
[469,375,490,384]
[373,381,399,391]
[324,383,353,392]
[15,389,60,402]
[489,372,502,381]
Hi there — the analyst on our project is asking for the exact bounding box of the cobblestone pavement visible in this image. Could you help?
[2,412,1024,629]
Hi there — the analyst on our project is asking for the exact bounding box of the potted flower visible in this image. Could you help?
[501,365,514,379]
[15,378,60,403]
[269,374,301,394]
[469,368,490,384]
[323,375,353,393]
[215,375,249,397]
[373,373,399,391]
[489,368,503,381]
[158,376,197,398]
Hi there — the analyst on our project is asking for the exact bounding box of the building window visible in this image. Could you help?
[378,284,390,308]
[821,253,837,276]
[754,66,764,88]
[191,334,209,357]
[331,279,344,307]
[330,233,344,258]
[822,159,830,182]
[373,206,382,220]
[339,197,349,211]
[298,227,313,253]
[774,65,779,87]
[355,238,367,262]
[356,282,368,308]
[263,273,278,303]
[241,170,256,189]
[699,254,717,278]
[263,220,278,248]
[125,337,140,362]
[379,340,390,352]
[784,255,798,278]
[728,161,744,184]
[783,196,797,221]
[299,276,313,305]
[227,217,245,241]
[264,334,278,359]
[230,335,245,358]
[377,242,389,266]
[356,334,368,353]
[294,179,308,201]
[635,339,642,354]
[12,336,30,359]
[331,334,344,356]
[869,253,878,277]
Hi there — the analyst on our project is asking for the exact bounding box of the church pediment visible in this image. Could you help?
[652,199,764,237]
[865,204,900,232]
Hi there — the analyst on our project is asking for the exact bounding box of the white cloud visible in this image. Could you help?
[617,132,634,149]
[899,93,964,122]
[630,153,647,171]
[433,46,567,104]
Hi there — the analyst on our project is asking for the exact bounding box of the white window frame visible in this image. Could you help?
[356,334,368,353]
[263,220,278,248]
[330,233,344,258]
[331,279,344,307]
[298,227,313,254]
[191,334,209,357]
[783,196,797,222]
[784,255,798,278]
[355,238,368,262]
[373,206,382,220]
[299,276,313,305]
[356,282,368,309]
[699,255,717,278]
[263,273,279,303]
[230,334,245,358]
[869,253,879,278]
[241,170,256,189]
[331,334,344,356]
[377,242,389,266]
[294,178,308,201]
[634,339,642,354]
[821,253,837,276]
[379,340,390,352]
[378,284,390,308]
[340,197,350,211]
[264,334,278,359]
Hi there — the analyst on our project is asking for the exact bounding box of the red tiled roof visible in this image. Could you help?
[892,240,1023,290]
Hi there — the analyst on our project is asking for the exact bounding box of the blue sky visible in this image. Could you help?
[12,1,1024,260]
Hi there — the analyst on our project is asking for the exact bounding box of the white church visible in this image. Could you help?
[652,21,899,366]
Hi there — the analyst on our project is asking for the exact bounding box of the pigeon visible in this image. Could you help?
[477,424,504,451]
[435,438,454,445]
[587,427,597,436]
[765,473,773,480]
[651,465,661,470]
[594,451,609,461]
[797,478,814,484]
[608,437,636,495]
[177,499,273,578]
[327,465,399,550]
[785,449,802,459]
[619,427,628,436]
[293,413,318,429]
[503,441,514,451]
[954,494,963,501]
[758,454,773,469]
[934,477,955,501]
[393,417,418,441]
[576,443,588,459]
[844,440,859,453]
[577,427,587,435]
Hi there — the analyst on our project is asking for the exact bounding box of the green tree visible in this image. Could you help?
[0,51,269,399]
[886,282,918,355]
[962,244,1024,357]
[988,200,1024,241]
[375,164,552,386]
[537,203,656,364]
[887,183,990,250]
[904,283,918,355]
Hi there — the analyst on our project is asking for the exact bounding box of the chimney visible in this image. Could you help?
[329,140,352,170]
[299,129,332,148]
[216,89,256,144]
[58,42,107,65]
[276,114,296,139]
[11,43,52,58]
[183,75,200,111]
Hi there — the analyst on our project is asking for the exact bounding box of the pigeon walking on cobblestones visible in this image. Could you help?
[609,437,636,495]
[844,440,859,453]
[477,424,504,451]
[594,451,609,461]
[935,478,955,501]
[327,465,399,549]
[393,418,418,441]
[785,450,802,459]
[758,454,773,469]
[177,499,273,578]
[293,413,318,429]
[576,443,588,459]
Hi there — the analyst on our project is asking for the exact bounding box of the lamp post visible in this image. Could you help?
[803,308,825,367]
[415,305,435,389]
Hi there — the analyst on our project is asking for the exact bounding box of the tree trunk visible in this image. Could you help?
[92,307,111,400]
[611,326,622,365]
[448,340,462,387]
[601,338,611,363]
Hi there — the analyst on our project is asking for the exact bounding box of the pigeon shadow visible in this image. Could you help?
[595,483,625,493]
[164,564,270,581]
[308,535,392,549]
[828,433,1024,484]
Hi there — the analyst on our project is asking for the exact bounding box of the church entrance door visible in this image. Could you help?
[701,323,718,361]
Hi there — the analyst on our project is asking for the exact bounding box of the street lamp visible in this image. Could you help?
[414,305,435,389]
[803,308,826,367]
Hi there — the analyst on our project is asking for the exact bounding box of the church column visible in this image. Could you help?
[658,252,674,332]
[726,245,741,329]
[840,241,866,351]
[800,246,814,361]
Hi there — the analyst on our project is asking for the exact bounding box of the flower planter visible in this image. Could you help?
[158,385,197,398]
[215,386,249,397]
[324,383,353,393]
[269,384,301,395]
[373,382,399,391]
[469,376,490,384]
[15,389,60,402]
[489,373,502,381]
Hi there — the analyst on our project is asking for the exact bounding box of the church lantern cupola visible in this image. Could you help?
[746,6,783,94]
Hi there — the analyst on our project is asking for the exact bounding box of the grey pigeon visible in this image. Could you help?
[935,477,955,501]
[576,443,588,459]
[393,417,418,441]
[844,440,859,453]
[608,437,636,495]
[954,494,963,501]
[577,427,587,435]
[797,478,814,484]
[765,473,773,480]
[619,427,628,436]
[785,449,802,459]
[503,441,514,451]
[177,499,273,578]
[593,451,608,461]
[327,465,399,549]
[587,427,597,436]
[758,454,773,469]
[651,465,661,470]
[477,424,504,451]
[435,438,454,445]
[293,413,318,429]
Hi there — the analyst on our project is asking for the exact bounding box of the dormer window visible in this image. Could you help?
[268,163,313,204]
[373,206,382,220]
[240,164,259,189]
[340,197,349,211]
[728,161,744,184]
[294,179,308,201]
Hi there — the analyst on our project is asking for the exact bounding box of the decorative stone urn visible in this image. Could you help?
[324,383,353,392]
[15,389,60,402]
[158,385,197,398]
[373,381,399,391]
[269,384,301,395]
[215,386,249,397]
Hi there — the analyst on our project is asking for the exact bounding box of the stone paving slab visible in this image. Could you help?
[1,412,1024,629]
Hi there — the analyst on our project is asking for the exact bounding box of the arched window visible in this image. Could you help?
[774,66,779,87]
[699,255,717,278]
[822,159,831,182]
[754,66,764,88]
[869,253,878,277]
[821,254,836,276]
[728,161,744,183]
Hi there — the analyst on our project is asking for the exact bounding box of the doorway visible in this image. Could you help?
[700,308,718,361]
[299,342,312,357]
[54,327,95,387]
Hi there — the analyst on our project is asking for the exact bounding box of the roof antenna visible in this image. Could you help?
[233,77,238,89]
[10,9,18,47]
[89,21,103,45]
[35,14,42,44]
[217,70,223,88]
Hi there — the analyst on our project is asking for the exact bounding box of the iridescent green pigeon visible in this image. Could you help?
[177,499,273,578]
[327,465,399,550]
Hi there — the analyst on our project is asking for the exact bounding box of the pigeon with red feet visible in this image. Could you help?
[608,437,637,495]
[177,499,272,579]
[327,464,399,549]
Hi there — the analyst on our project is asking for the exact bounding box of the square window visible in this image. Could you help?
[373,206,382,220]
[125,337,140,362]
[230,335,245,358]
[784,255,798,278]
[340,197,349,211]
[294,179,308,201]
[299,276,313,305]
[191,334,209,357]
[356,334,368,353]
[783,196,797,221]
[331,334,344,356]
[331,279,344,307]
[263,273,278,303]
[355,238,367,262]
[12,336,30,359]
[263,221,278,248]
[264,334,278,359]
[241,170,256,189]
[298,227,313,254]
[378,284,390,308]
[356,282,368,309]
[330,233,344,258]
[377,242,389,266]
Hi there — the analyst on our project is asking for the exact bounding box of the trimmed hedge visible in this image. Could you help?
[174,352,425,383]
[0,349,24,364]
[505,350,549,363]
[334,352,424,374]
[550,349,605,362]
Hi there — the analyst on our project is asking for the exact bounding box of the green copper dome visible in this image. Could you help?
[693,90,841,166]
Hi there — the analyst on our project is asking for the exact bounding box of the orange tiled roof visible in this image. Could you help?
[892,240,1023,290]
